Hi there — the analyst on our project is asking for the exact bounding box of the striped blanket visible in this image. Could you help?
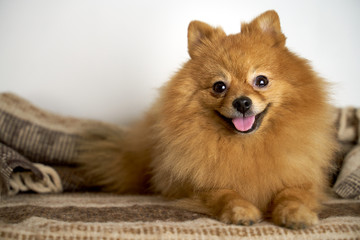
[1,193,360,239]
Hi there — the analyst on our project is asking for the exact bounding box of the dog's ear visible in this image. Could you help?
[188,21,226,58]
[242,10,286,47]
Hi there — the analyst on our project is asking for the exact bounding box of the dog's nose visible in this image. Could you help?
[233,96,252,114]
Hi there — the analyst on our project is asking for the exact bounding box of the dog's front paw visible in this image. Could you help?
[272,201,319,229]
[219,199,262,225]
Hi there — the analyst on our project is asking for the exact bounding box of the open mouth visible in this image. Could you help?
[216,104,270,134]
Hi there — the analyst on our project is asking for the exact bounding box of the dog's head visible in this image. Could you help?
[184,10,323,135]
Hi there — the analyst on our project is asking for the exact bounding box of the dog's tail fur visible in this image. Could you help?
[75,125,151,194]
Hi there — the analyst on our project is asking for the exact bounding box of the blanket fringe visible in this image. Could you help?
[9,163,62,195]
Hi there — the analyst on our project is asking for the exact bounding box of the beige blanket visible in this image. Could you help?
[1,193,360,239]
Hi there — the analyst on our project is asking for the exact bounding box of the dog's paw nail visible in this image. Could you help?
[288,223,297,230]
[288,222,307,230]
[236,220,255,226]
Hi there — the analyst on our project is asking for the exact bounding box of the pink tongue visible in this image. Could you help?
[232,116,255,132]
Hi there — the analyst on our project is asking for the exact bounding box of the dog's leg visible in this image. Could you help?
[193,189,262,225]
[272,188,320,229]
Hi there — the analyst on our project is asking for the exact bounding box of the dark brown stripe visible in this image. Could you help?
[1,202,359,224]
[319,202,360,219]
[0,205,207,223]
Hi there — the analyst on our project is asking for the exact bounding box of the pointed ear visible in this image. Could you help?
[242,10,286,47]
[188,21,226,58]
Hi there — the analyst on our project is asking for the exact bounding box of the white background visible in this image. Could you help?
[1,0,359,125]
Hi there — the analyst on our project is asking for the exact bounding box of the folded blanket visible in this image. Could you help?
[0,93,120,196]
[0,92,359,199]
[333,107,360,199]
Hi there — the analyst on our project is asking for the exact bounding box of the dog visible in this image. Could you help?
[78,10,337,229]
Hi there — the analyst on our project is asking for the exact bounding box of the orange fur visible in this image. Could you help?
[77,10,337,229]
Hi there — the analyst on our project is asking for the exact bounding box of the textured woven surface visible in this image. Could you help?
[333,108,360,199]
[1,193,359,240]
[0,93,119,195]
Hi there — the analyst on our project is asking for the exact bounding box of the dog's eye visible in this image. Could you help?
[254,75,269,88]
[213,81,227,93]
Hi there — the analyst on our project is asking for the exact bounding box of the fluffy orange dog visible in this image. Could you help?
[79,10,337,229]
